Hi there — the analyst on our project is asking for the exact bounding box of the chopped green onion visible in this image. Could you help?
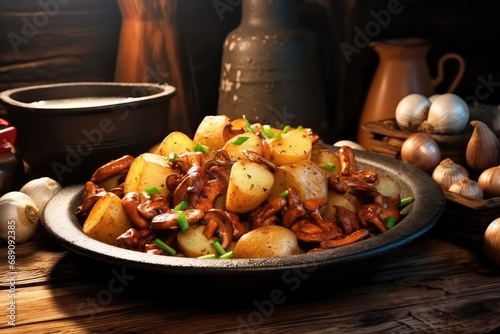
[154,238,176,255]
[232,136,249,145]
[144,186,160,195]
[243,115,255,134]
[385,216,396,229]
[278,190,289,197]
[194,142,210,153]
[297,125,304,130]
[320,162,336,171]
[211,240,227,255]
[197,254,217,259]
[177,212,189,232]
[168,152,177,163]
[174,200,189,211]
[219,250,235,259]
[282,125,291,134]
[262,125,281,139]
[398,196,414,208]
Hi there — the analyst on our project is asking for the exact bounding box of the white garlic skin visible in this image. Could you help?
[448,178,484,200]
[484,217,500,268]
[19,177,62,214]
[419,93,470,134]
[0,191,41,244]
[333,140,365,151]
[432,158,469,190]
[395,94,431,131]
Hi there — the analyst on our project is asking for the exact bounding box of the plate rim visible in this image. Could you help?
[42,149,445,275]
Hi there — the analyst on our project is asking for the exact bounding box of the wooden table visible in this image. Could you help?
[2,222,500,333]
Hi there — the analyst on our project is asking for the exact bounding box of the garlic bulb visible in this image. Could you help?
[395,94,431,130]
[0,191,41,243]
[19,177,62,214]
[400,133,441,172]
[419,93,470,134]
[484,217,500,267]
[448,178,484,200]
[333,140,365,151]
[428,94,441,103]
[466,120,500,171]
[432,158,469,190]
[478,165,500,198]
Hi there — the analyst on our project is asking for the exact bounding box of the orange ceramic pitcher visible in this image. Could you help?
[357,38,465,150]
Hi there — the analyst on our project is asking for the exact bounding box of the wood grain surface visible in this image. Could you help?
[1,225,499,334]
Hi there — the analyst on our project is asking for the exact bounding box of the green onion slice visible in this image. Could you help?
[398,196,414,208]
[219,251,235,259]
[297,125,304,130]
[144,186,160,195]
[320,163,336,171]
[278,190,289,197]
[167,152,177,163]
[232,136,249,145]
[197,254,218,259]
[262,125,281,139]
[211,240,227,256]
[174,200,189,211]
[243,115,255,134]
[194,143,210,153]
[282,125,291,134]
[154,238,176,255]
[385,216,396,229]
[177,212,189,232]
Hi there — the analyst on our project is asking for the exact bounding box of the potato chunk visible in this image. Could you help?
[234,225,300,258]
[193,115,231,151]
[222,133,263,162]
[264,128,312,166]
[83,192,132,245]
[124,153,176,197]
[269,159,328,202]
[157,131,193,156]
[225,160,274,213]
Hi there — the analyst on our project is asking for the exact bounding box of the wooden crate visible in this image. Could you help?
[362,118,500,252]
[361,118,472,166]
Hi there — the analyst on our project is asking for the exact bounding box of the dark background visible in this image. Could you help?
[1,0,499,142]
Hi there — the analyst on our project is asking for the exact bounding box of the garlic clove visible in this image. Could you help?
[448,177,484,200]
[332,140,365,151]
[0,191,41,243]
[484,217,500,268]
[478,165,500,198]
[428,94,441,103]
[466,120,500,171]
[400,133,441,172]
[432,158,469,190]
[20,177,62,214]
[395,94,431,131]
[419,93,470,135]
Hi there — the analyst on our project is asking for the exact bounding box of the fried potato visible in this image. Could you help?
[157,131,193,156]
[123,153,176,197]
[222,132,263,162]
[192,115,231,151]
[269,159,328,202]
[225,160,274,213]
[83,192,132,245]
[265,128,312,166]
[234,225,300,258]
[310,146,341,179]
[177,223,217,258]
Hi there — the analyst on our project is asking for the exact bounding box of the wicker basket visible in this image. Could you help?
[362,118,500,252]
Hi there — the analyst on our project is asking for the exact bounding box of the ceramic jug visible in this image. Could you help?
[357,38,465,150]
[216,0,329,139]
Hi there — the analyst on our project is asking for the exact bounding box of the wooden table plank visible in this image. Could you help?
[2,229,500,333]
